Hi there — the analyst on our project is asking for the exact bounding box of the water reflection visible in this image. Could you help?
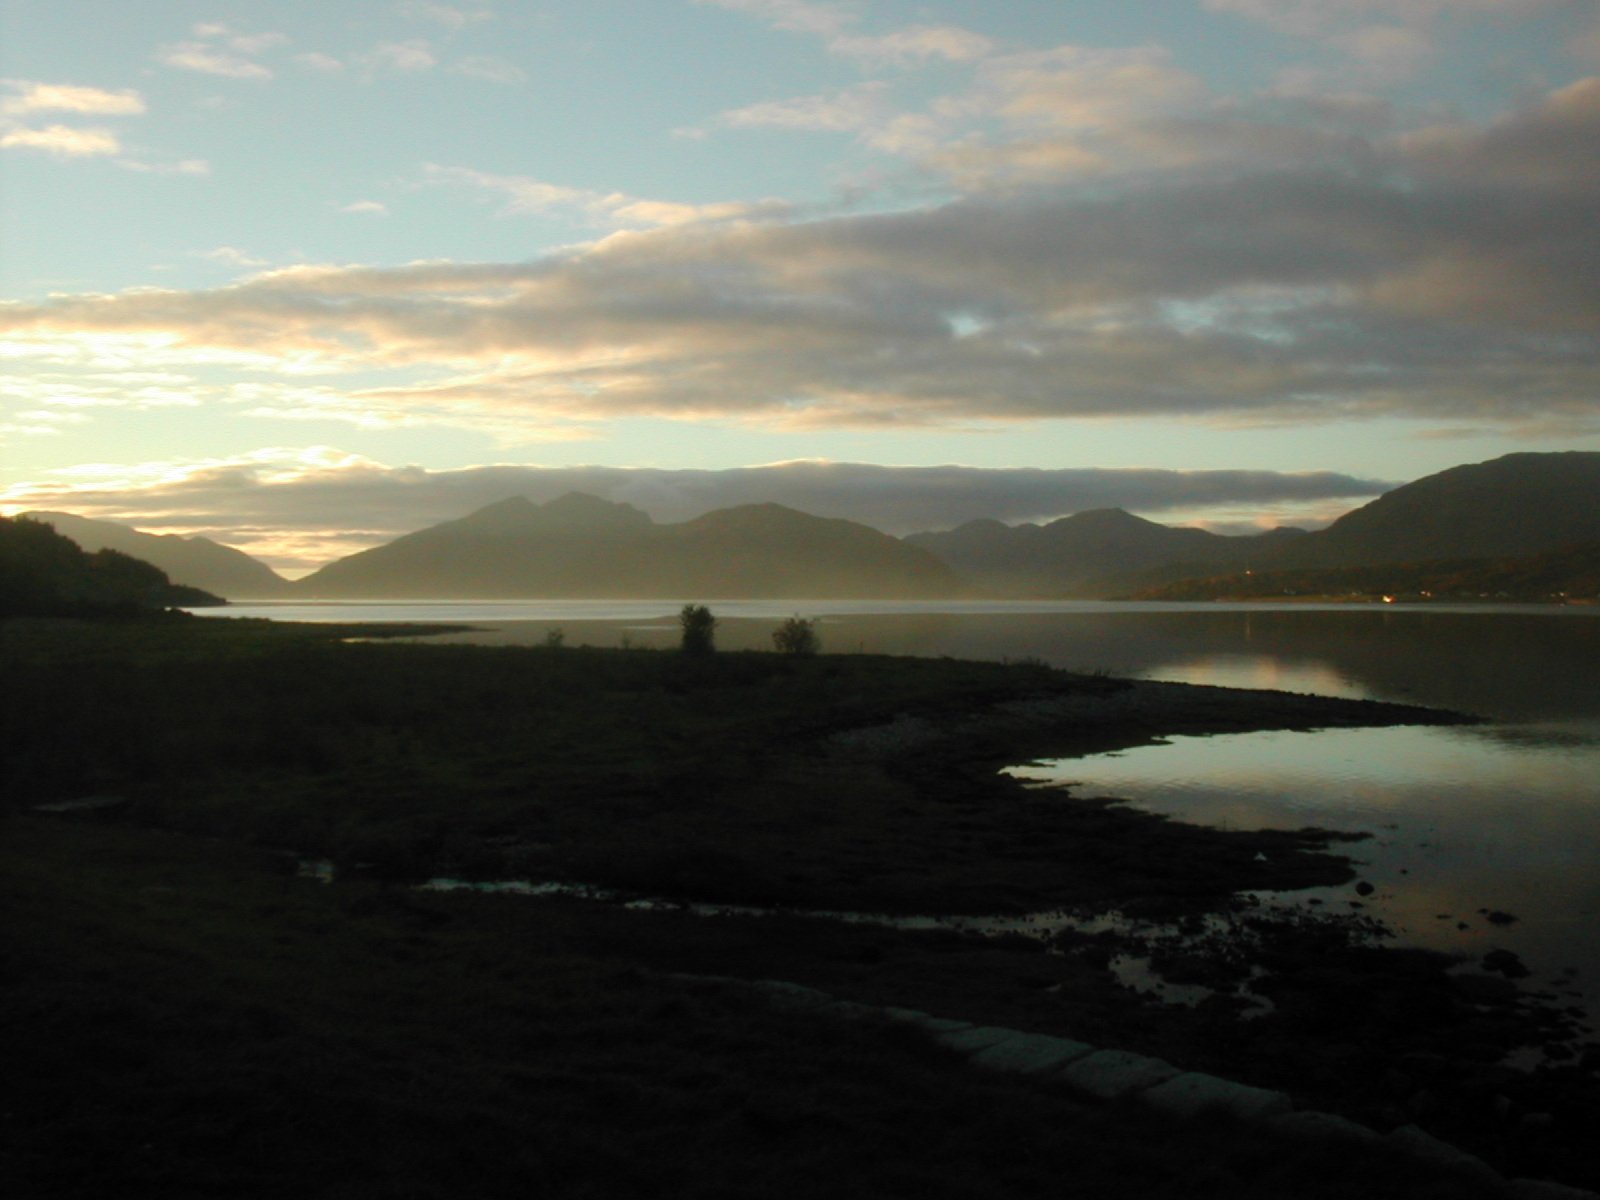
[1011,722,1600,1013]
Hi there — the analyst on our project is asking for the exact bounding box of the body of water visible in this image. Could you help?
[198,599,1600,1014]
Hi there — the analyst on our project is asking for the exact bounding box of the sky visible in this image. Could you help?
[2,0,1597,574]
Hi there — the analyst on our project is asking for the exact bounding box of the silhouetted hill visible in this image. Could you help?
[0,515,223,617]
[297,494,964,598]
[1263,452,1600,569]
[22,510,292,599]
[905,508,1302,597]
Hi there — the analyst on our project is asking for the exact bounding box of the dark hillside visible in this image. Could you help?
[0,515,222,617]
[1266,452,1600,569]
[22,509,292,599]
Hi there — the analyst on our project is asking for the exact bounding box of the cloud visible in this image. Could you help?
[202,246,271,267]
[118,157,210,175]
[159,41,274,80]
[451,56,525,85]
[1,81,145,116]
[0,452,1394,571]
[715,82,890,132]
[0,124,120,156]
[400,2,493,33]
[295,52,345,73]
[340,199,391,216]
[158,24,290,80]
[365,40,438,73]
[830,25,994,65]
[421,162,792,228]
[1573,13,1600,65]
[1203,0,1562,36]
[1,80,147,162]
[697,0,991,66]
[2,80,1595,440]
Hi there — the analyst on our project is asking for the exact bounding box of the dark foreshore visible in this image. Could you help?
[2,615,1593,1198]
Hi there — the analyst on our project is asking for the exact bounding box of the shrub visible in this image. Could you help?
[678,604,717,656]
[772,615,819,657]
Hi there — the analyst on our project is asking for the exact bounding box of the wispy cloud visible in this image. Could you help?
[117,157,210,175]
[450,55,526,85]
[201,246,271,267]
[295,51,345,73]
[1,81,146,116]
[421,162,791,228]
[399,2,494,34]
[158,42,275,81]
[364,39,439,74]
[0,124,121,156]
[339,199,391,216]
[714,81,890,132]
[697,0,990,65]
[157,23,289,80]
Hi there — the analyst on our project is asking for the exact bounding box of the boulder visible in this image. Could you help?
[1141,1071,1292,1120]
[1054,1049,1182,1100]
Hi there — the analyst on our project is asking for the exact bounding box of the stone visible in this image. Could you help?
[1505,1179,1600,1200]
[932,1025,1023,1055]
[1054,1049,1182,1100]
[1383,1124,1501,1182]
[880,1008,972,1033]
[32,794,128,813]
[1141,1071,1292,1120]
[755,980,836,1009]
[1264,1110,1381,1146]
[967,1031,1095,1076]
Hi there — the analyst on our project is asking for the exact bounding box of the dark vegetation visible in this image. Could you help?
[772,613,820,656]
[3,615,1595,1195]
[0,514,221,617]
[679,602,718,656]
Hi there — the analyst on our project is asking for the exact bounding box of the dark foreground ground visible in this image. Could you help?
[2,615,1595,1197]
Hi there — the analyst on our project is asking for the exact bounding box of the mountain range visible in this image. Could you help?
[14,452,1600,602]
[296,493,964,599]
[908,452,1600,597]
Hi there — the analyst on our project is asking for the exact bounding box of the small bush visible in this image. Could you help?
[678,604,716,656]
[772,616,819,657]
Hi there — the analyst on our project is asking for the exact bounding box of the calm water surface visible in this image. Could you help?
[200,601,1600,1009]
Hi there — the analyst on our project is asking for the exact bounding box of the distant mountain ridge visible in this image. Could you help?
[296,493,965,599]
[21,510,292,600]
[904,452,1600,597]
[904,508,1305,597]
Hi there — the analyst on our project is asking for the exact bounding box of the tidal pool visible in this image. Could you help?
[1009,720,1600,1019]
